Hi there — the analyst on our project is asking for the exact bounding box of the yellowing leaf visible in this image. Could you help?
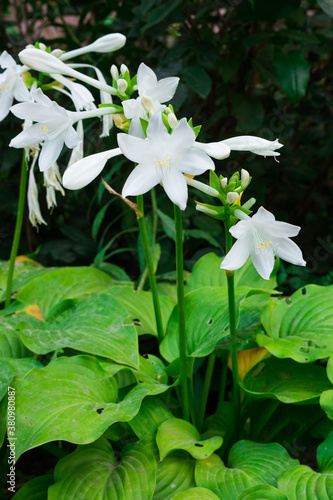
[228,347,270,381]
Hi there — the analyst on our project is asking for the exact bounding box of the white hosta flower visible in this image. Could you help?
[60,33,126,61]
[193,141,230,160]
[0,51,30,121]
[9,88,81,172]
[52,74,95,111]
[220,136,283,158]
[27,159,46,227]
[67,120,84,168]
[119,112,215,210]
[123,63,179,138]
[63,148,122,190]
[43,162,65,209]
[221,207,306,280]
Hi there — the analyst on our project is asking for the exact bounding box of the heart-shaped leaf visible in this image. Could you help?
[48,438,156,500]
[153,451,195,500]
[171,487,220,499]
[156,418,222,460]
[14,355,149,459]
[11,474,53,499]
[237,484,288,499]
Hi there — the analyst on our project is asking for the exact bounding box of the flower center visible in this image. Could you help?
[153,155,172,168]
[0,82,11,94]
[252,227,274,255]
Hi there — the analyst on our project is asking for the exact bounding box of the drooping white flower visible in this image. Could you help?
[221,207,306,280]
[9,88,81,172]
[119,112,215,210]
[0,51,30,121]
[122,63,179,138]
[43,162,65,209]
[220,136,283,159]
[52,74,96,111]
[62,148,122,190]
[27,157,47,227]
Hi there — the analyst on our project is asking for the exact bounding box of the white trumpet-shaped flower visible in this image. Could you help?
[43,162,65,209]
[123,63,179,137]
[0,51,30,121]
[27,157,46,227]
[59,33,126,61]
[221,207,306,280]
[119,112,215,210]
[10,89,81,172]
[220,136,283,158]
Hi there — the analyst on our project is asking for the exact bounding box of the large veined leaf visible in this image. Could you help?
[106,286,174,337]
[278,433,333,498]
[195,441,298,498]
[187,253,277,293]
[48,438,156,500]
[171,487,220,499]
[201,402,234,439]
[17,266,114,319]
[0,357,42,400]
[12,475,54,500]
[20,294,139,368]
[13,356,149,459]
[130,396,174,439]
[156,418,222,460]
[153,451,196,500]
[258,285,333,363]
[320,356,333,420]
[237,484,288,499]
[241,357,332,404]
[0,315,32,358]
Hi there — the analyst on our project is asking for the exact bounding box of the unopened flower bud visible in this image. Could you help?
[111,64,119,81]
[186,177,219,197]
[167,112,178,129]
[141,95,156,114]
[120,64,129,76]
[227,192,239,205]
[117,78,128,95]
[60,34,126,61]
[221,177,228,189]
[26,44,35,49]
[241,169,250,188]
[51,49,64,58]
[196,205,218,216]
[39,43,47,51]
[164,107,171,115]
[132,84,138,91]
[242,197,256,210]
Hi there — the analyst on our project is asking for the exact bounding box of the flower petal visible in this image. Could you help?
[122,163,162,198]
[39,135,65,172]
[171,118,195,150]
[63,148,122,190]
[229,220,252,239]
[250,247,275,280]
[252,207,275,222]
[220,236,251,271]
[193,141,230,160]
[0,92,14,121]
[64,125,81,149]
[117,133,151,163]
[122,98,141,120]
[137,63,157,95]
[221,136,283,152]
[9,129,40,149]
[275,237,306,266]
[0,51,16,69]
[13,77,30,102]
[161,168,188,210]
[152,76,179,103]
[174,148,215,175]
[146,112,170,150]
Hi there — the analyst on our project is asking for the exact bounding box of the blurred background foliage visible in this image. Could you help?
[0,0,332,291]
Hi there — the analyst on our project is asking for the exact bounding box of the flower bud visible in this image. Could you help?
[241,169,250,188]
[196,205,218,216]
[186,177,219,197]
[227,192,239,204]
[26,44,35,49]
[141,95,156,114]
[51,49,64,58]
[39,43,47,51]
[220,177,228,189]
[117,78,128,95]
[242,197,256,210]
[60,34,126,61]
[120,64,129,76]
[167,112,178,129]
[111,64,119,81]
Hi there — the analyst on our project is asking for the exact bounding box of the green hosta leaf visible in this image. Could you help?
[182,66,212,98]
[20,294,139,368]
[201,402,234,439]
[237,484,288,499]
[130,396,174,439]
[320,357,333,420]
[153,451,196,500]
[12,474,53,500]
[17,266,113,319]
[14,356,149,459]
[274,50,310,104]
[258,285,333,363]
[317,432,333,472]
[107,286,174,337]
[187,253,277,293]
[0,358,41,400]
[171,487,220,499]
[134,355,171,395]
[156,418,222,460]
[0,316,32,357]
[278,466,333,499]
[49,439,156,500]
[195,441,298,498]
[157,209,176,241]
[241,357,331,404]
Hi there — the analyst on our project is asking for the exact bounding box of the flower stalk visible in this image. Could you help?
[5,152,28,307]
[136,195,164,345]
[174,204,190,422]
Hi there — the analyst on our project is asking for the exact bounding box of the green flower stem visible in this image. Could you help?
[174,204,190,422]
[137,188,158,292]
[224,219,240,437]
[188,359,198,428]
[136,195,164,344]
[198,354,216,432]
[5,153,28,308]
[216,352,228,414]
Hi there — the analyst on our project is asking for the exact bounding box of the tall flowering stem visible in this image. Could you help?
[174,204,190,422]
[5,152,28,307]
[136,195,164,344]
[224,218,240,436]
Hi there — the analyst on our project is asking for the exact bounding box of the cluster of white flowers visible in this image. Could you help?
[0,33,305,278]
